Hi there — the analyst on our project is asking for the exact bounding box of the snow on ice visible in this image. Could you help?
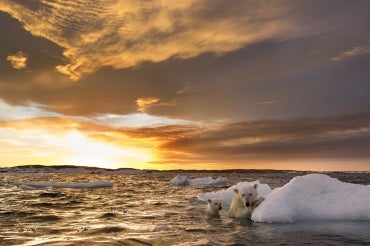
[170,175,227,186]
[199,174,370,223]
[252,174,370,223]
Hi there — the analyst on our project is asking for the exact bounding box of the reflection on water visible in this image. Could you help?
[0,172,370,245]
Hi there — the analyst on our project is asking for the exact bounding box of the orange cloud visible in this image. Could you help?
[1,105,370,170]
[6,51,28,70]
[0,0,312,80]
[135,97,160,112]
[123,111,370,170]
[0,100,202,169]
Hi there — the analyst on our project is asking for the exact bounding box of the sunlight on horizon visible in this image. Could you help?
[63,131,156,169]
[0,127,156,169]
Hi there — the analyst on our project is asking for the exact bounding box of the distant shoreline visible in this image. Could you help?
[0,164,368,174]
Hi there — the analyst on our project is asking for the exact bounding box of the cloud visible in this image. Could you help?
[6,51,28,69]
[0,103,159,168]
[136,97,160,112]
[0,0,326,80]
[0,99,60,120]
[0,124,153,169]
[259,100,278,105]
[1,99,370,169]
[332,39,370,61]
[145,111,370,162]
[94,112,192,128]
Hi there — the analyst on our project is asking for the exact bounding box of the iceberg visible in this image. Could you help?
[16,181,113,189]
[252,174,370,223]
[170,175,227,186]
[198,180,272,207]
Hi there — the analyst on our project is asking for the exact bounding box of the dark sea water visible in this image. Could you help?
[0,171,370,246]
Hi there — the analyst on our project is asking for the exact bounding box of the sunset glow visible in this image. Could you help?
[0,1,369,170]
[62,131,155,170]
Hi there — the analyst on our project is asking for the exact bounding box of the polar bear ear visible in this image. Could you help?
[234,188,238,193]
[253,184,258,190]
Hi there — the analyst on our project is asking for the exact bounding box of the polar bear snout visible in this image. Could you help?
[245,202,250,207]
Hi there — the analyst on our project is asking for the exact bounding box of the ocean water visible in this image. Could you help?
[1,171,370,246]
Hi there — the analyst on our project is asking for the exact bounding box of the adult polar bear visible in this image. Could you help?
[229,183,264,219]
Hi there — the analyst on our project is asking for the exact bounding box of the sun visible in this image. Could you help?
[63,131,154,169]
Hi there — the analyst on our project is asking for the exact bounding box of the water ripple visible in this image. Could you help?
[0,172,369,245]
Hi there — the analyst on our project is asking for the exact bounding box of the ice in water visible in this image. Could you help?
[199,173,370,223]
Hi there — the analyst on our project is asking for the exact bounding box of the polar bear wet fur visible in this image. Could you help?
[206,198,223,217]
[228,183,264,219]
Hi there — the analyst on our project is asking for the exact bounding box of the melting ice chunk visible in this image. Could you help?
[170,175,227,186]
[252,174,370,223]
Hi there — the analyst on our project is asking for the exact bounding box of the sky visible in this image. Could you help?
[0,0,369,171]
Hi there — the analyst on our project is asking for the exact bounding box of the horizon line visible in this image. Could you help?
[1,164,369,173]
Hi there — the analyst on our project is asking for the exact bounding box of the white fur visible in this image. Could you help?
[206,198,223,217]
[229,183,264,219]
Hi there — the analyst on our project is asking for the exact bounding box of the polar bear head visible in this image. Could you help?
[234,183,258,208]
[207,198,223,212]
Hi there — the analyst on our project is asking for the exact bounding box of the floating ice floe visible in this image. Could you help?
[16,181,113,189]
[252,173,370,223]
[198,180,272,207]
[170,175,227,186]
[198,173,370,223]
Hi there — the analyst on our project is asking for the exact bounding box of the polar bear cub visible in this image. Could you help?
[206,198,223,217]
[228,183,264,220]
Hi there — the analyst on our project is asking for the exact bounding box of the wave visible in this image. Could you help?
[16,181,113,189]
[28,215,62,222]
[88,226,126,235]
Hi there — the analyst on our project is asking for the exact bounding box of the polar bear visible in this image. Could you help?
[228,183,264,220]
[206,198,223,217]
